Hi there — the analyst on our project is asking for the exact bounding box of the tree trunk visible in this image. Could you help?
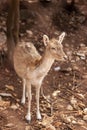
[6,0,19,67]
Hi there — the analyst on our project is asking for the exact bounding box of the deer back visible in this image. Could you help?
[13,42,41,78]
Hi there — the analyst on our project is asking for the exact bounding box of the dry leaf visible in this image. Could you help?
[77,110,83,116]
[0,93,12,97]
[46,124,56,130]
[53,121,62,127]
[52,90,60,97]
[5,85,14,91]
[5,123,14,128]
[0,100,10,107]
[39,115,54,127]
[25,126,31,130]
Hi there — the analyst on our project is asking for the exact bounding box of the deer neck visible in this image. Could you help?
[36,49,54,75]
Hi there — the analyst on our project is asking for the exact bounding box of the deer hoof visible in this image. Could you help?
[37,112,42,120]
[21,98,25,104]
[25,113,31,122]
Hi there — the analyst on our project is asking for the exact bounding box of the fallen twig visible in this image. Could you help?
[0,93,12,97]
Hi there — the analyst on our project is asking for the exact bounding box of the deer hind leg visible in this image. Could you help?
[25,80,32,121]
[21,78,26,104]
[36,85,42,120]
[41,86,46,97]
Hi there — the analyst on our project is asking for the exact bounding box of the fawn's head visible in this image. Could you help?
[43,32,67,61]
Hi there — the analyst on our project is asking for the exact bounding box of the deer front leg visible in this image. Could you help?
[21,78,26,104]
[36,85,42,120]
[25,80,32,122]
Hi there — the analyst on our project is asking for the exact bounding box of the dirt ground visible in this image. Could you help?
[0,1,87,130]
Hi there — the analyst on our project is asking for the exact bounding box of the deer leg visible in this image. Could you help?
[41,86,46,97]
[21,78,26,104]
[41,86,47,100]
[26,88,28,98]
[41,86,43,96]
[36,85,42,120]
[25,80,32,121]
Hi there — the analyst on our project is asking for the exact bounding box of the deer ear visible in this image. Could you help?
[58,32,66,44]
[43,35,49,46]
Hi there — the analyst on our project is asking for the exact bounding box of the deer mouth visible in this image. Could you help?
[56,55,68,61]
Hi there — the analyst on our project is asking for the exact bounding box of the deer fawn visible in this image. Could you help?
[13,32,67,122]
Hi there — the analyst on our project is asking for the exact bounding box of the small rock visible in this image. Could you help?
[26,30,33,37]
[10,104,19,110]
[5,68,9,73]
[66,116,74,122]
[70,96,78,109]
[54,31,59,35]
[83,115,87,121]
[78,119,85,125]
[39,48,44,52]
[79,43,86,47]
[65,43,69,47]
[67,67,72,72]
[83,108,87,115]
[80,56,86,60]
[82,73,87,79]
[52,90,60,97]
[54,66,61,71]
[71,60,75,63]
[67,105,73,111]
[62,115,76,123]
[70,96,77,105]
[76,56,80,61]
[77,93,84,99]
[72,65,79,71]
[76,52,85,59]
[72,120,77,124]
[20,33,24,37]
